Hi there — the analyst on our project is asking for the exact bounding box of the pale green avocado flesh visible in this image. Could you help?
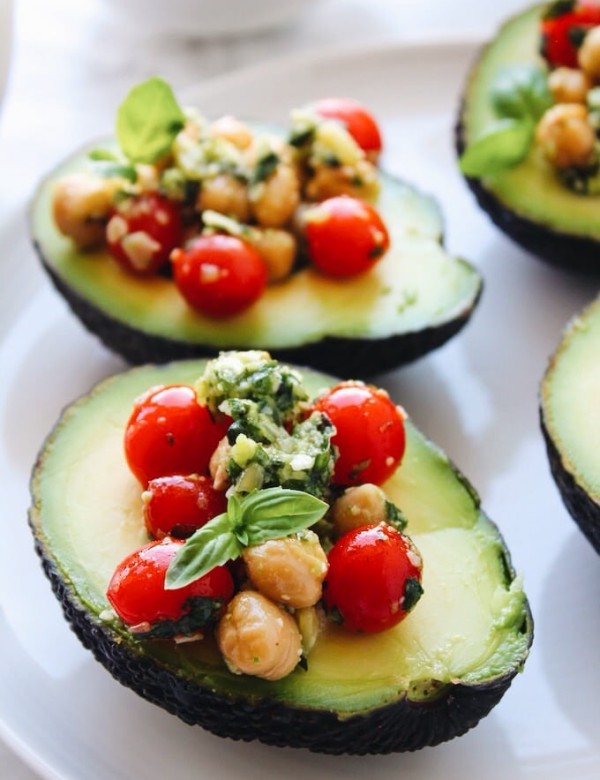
[30,361,530,716]
[30,151,480,351]
[461,3,600,242]
[542,297,600,504]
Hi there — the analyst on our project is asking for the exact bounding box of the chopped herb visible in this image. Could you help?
[402,577,424,613]
[251,151,280,185]
[384,500,408,532]
[131,596,223,639]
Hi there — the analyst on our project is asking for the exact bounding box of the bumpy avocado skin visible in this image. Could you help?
[540,416,600,554]
[29,522,531,754]
[455,114,600,274]
[38,255,481,375]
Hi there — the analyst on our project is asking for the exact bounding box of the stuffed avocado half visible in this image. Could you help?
[30,80,481,375]
[29,354,532,754]
[541,296,600,553]
[457,2,600,272]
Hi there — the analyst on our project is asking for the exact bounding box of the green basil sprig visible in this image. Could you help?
[165,487,328,590]
[116,77,186,164]
[460,64,552,178]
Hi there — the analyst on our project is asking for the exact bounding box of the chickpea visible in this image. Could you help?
[217,591,302,681]
[536,104,597,169]
[304,159,380,202]
[578,26,600,82]
[331,483,388,537]
[250,164,300,228]
[242,530,328,608]
[52,173,116,249]
[209,436,232,491]
[197,174,250,222]
[548,67,592,104]
[208,115,254,150]
[248,228,297,282]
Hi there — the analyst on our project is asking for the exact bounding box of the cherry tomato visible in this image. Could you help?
[304,196,389,278]
[172,234,267,318]
[540,1,600,68]
[124,384,230,485]
[313,97,383,157]
[323,523,423,634]
[313,381,405,486]
[106,538,234,634]
[106,192,182,275]
[143,473,227,539]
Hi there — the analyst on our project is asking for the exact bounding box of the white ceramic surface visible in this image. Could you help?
[1,38,599,780]
[100,0,321,38]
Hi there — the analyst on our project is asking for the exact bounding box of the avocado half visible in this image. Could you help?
[29,360,532,754]
[30,150,482,375]
[540,296,600,553]
[456,3,600,273]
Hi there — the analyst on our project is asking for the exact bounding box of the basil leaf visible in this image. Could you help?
[165,512,240,589]
[240,487,328,546]
[116,77,185,164]
[460,119,533,178]
[89,148,120,162]
[491,65,552,122]
[91,160,137,182]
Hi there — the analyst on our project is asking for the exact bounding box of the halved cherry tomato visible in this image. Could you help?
[171,234,267,318]
[304,195,389,278]
[313,97,383,157]
[106,538,234,635]
[124,384,230,485]
[323,523,423,634]
[143,473,227,539]
[313,381,405,486]
[106,192,182,274]
[540,1,600,68]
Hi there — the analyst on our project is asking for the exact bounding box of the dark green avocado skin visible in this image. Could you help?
[29,525,531,754]
[38,251,482,376]
[540,413,600,554]
[455,111,600,276]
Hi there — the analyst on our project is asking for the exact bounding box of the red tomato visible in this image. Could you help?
[540,1,600,68]
[304,196,389,278]
[124,384,230,485]
[313,97,383,157]
[313,381,405,486]
[323,523,423,634]
[106,192,182,274]
[106,538,234,633]
[172,234,267,318]
[144,473,227,539]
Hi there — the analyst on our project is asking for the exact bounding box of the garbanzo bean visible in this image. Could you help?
[536,103,597,169]
[578,26,600,82]
[250,164,300,228]
[217,591,302,681]
[209,116,254,150]
[304,159,379,202]
[548,67,592,105]
[197,174,250,222]
[248,228,297,282]
[52,173,116,249]
[242,530,328,608]
[331,483,388,537]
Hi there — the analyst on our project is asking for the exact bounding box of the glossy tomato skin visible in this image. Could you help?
[313,97,383,156]
[106,538,234,629]
[304,196,389,278]
[143,473,227,539]
[313,381,405,486]
[323,523,423,634]
[124,384,231,485]
[172,234,267,318]
[540,1,600,68]
[106,192,182,275]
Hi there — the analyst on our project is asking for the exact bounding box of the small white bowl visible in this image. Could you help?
[103,0,320,38]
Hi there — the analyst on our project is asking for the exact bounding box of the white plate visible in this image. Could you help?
[1,39,599,780]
